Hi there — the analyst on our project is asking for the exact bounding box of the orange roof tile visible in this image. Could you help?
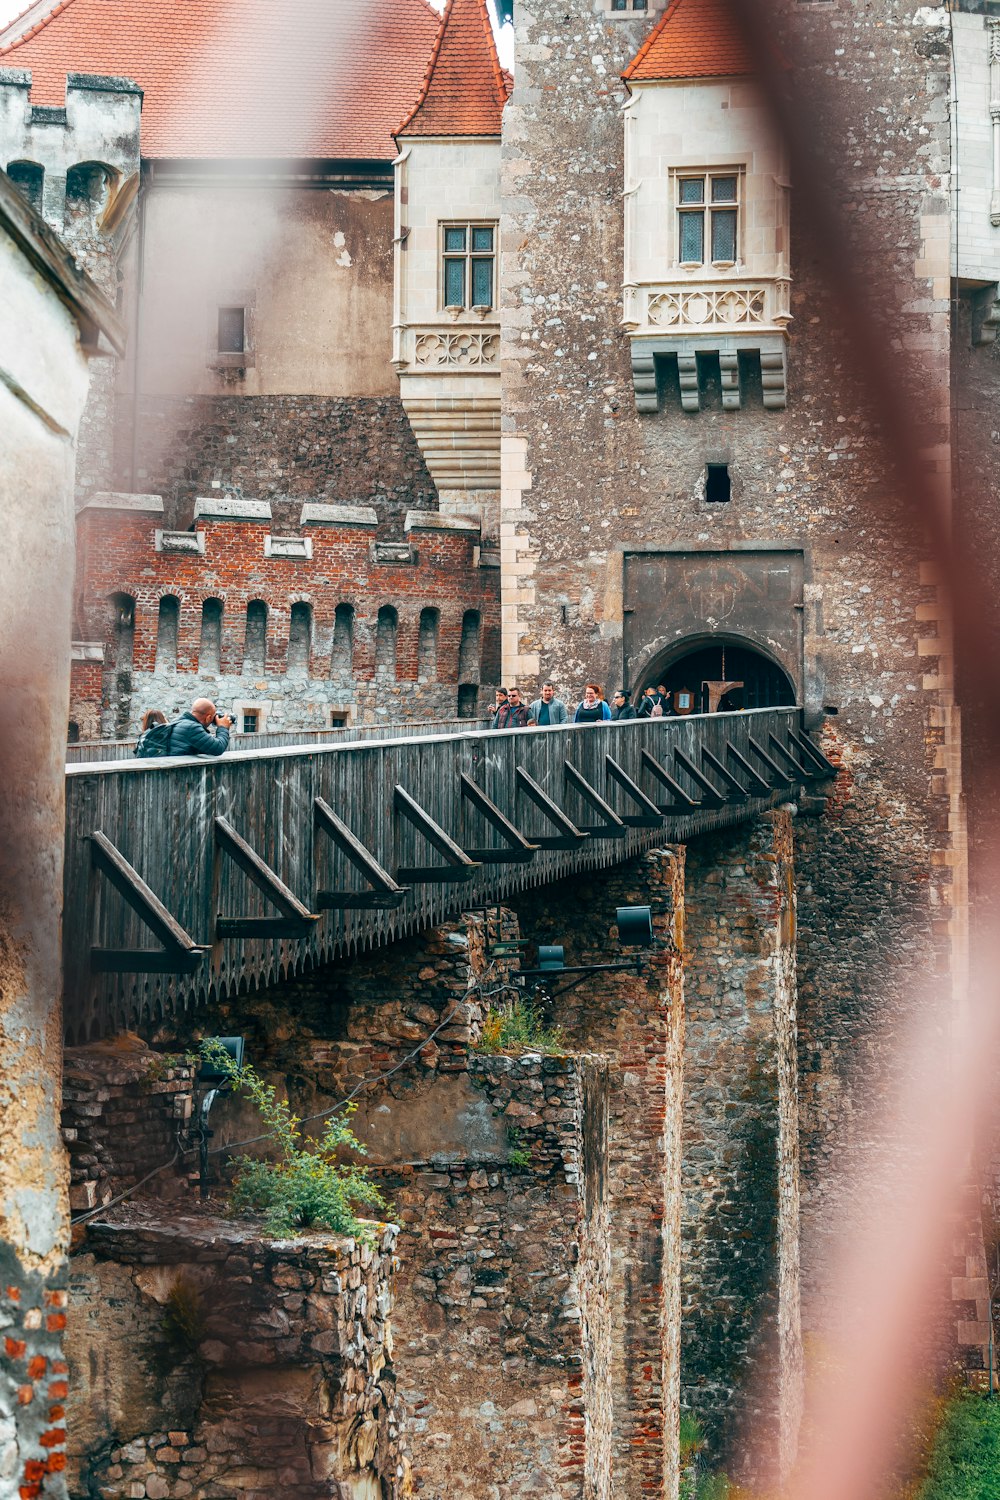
[1,0,442,161]
[397,0,509,139]
[623,0,753,83]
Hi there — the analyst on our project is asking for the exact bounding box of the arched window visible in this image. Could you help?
[458,610,481,684]
[199,598,223,675]
[243,600,268,674]
[67,720,80,744]
[375,606,398,677]
[418,607,439,682]
[155,595,180,673]
[331,603,354,677]
[287,602,312,679]
[647,640,796,714]
[7,161,43,214]
[65,161,116,218]
[106,592,135,671]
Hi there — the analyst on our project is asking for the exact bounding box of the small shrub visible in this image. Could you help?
[680,1412,706,1464]
[199,1039,388,1241]
[474,998,564,1056]
[506,1126,532,1169]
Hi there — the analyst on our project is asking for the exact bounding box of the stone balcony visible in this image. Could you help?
[623,274,792,413]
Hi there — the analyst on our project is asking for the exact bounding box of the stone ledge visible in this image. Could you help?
[299,503,378,528]
[82,492,164,514]
[265,534,313,560]
[193,496,272,522]
[71,640,104,662]
[404,511,481,534]
[155,529,205,555]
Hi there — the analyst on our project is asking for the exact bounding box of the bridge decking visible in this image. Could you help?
[62,707,832,1040]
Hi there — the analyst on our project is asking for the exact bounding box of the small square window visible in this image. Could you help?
[218,306,245,353]
[242,709,259,733]
[329,710,349,728]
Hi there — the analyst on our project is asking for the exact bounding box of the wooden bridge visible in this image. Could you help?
[62,707,835,1041]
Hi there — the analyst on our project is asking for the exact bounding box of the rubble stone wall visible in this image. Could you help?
[66,1214,402,1500]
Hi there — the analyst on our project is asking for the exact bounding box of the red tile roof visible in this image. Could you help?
[623,0,753,83]
[397,0,509,139]
[1,0,442,160]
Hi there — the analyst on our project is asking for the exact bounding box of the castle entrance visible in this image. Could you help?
[642,639,796,714]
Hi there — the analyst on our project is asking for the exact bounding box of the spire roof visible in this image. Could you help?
[1,0,441,161]
[623,0,753,84]
[397,0,509,139]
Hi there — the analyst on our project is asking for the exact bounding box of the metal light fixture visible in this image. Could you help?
[197,1034,245,1082]
[537,945,566,971]
[616,906,654,947]
[195,1036,246,1195]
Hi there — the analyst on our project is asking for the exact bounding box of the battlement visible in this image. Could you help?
[0,69,140,229]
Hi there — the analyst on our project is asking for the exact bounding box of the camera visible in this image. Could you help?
[215,711,231,725]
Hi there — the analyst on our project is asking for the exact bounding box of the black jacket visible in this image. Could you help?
[168,712,230,757]
[611,703,637,720]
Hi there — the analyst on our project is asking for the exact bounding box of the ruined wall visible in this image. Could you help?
[499,0,959,1347]
[72,495,499,736]
[508,849,686,1500]
[67,1212,402,1500]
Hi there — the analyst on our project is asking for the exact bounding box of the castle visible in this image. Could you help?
[2,0,999,1495]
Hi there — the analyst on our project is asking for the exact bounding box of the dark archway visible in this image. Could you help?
[639,636,795,713]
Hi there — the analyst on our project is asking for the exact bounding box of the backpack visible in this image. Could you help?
[134,720,178,758]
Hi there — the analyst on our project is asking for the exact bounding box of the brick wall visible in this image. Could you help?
[72,500,500,736]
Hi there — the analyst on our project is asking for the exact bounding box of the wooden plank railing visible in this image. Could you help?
[65,716,477,764]
[62,707,833,1040]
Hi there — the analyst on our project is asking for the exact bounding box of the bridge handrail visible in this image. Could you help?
[65,716,477,765]
[62,707,825,1040]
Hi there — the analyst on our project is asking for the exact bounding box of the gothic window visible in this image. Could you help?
[287,602,312,679]
[375,606,398,677]
[244,600,267,674]
[107,593,135,671]
[7,161,43,214]
[441,223,496,310]
[199,598,223,675]
[418,608,439,682]
[458,610,481,684]
[331,603,354,677]
[676,172,740,266]
[155,595,180,672]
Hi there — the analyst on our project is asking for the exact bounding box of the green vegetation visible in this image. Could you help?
[915,1390,1000,1500]
[474,997,565,1056]
[200,1039,387,1241]
[506,1126,532,1169]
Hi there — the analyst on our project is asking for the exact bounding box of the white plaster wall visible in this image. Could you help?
[952,11,1000,283]
[625,79,787,287]
[139,184,398,398]
[0,226,91,1276]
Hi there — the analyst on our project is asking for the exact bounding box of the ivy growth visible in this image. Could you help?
[199,1039,388,1241]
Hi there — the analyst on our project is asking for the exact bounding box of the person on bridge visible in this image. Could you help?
[494,686,530,729]
[574,684,612,723]
[489,688,509,728]
[528,682,568,726]
[610,689,637,720]
[170,698,233,756]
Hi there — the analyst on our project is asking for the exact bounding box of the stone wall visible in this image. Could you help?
[67,1211,402,1500]
[123,395,438,536]
[681,810,802,1487]
[499,0,961,1372]
[61,1041,194,1217]
[507,849,686,1500]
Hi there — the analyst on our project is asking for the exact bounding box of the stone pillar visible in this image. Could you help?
[681,809,803,1488]
[514,847,686,1500]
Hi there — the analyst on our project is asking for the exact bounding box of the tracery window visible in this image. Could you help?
[676,172,740,266]
[441,223,496,310]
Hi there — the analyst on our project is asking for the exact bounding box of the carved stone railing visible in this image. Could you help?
[62,709,834,1040]
[624,276,792,334]
[395,322,500,371]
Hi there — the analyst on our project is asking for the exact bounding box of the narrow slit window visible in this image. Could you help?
[218,306,246,353]
[705,463,731,503]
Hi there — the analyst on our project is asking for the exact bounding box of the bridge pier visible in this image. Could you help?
[682,809,804,1489]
